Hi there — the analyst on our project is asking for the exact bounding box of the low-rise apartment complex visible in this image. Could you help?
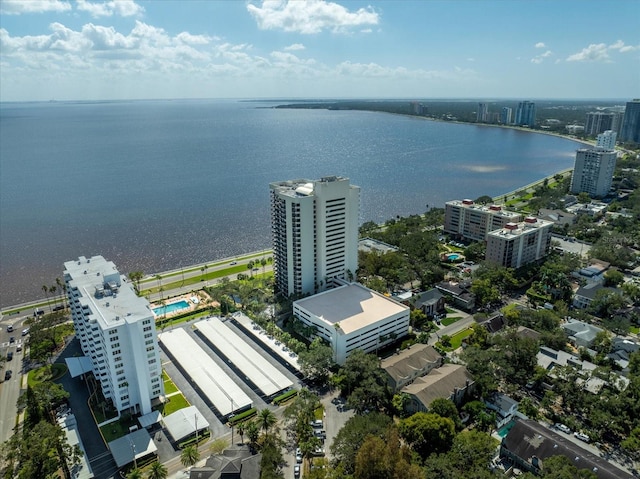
[485,217,553,268]
[444,200,522,242]
[64,256,164,415]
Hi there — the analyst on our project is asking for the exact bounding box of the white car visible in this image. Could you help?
[574,432,590,443]
[295,448,302,463]
[555,423,571,434]
[293,465,300,478]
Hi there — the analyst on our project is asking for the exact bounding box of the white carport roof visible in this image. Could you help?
[138,410,162,429]
[108,429,157,468]
[158,329,252,416]
[163,405,209,442]
[195,318,293,397]
[65,356,93,378]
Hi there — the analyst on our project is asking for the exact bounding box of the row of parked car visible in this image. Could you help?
[555,423,590,443]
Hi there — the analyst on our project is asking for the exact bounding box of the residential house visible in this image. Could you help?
[537,208,577,227]
[402,364,475,414]
[435,280,475,311]
[572,283,618,310]
[413,289,446,318]
[562,318,604,349]
[380,344,443,392]
[485,393,519,429]
[500,419,633,479]
[190,445,261,479]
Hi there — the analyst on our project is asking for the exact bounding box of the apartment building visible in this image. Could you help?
[619,99,640,144]
[293,283,409,365]
[515,101,536,127]
[64,256,163,415]
[569,148,617,198]
[485,217,553,269]
[270,176,360,297]
[444,200,522,242]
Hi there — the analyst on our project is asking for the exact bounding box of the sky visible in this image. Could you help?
[1,0,639,101]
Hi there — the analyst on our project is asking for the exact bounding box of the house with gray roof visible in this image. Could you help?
[572,283,619,310]
[401,364,474,414]
[562,318,603,348]
[380,344,443,392]
[500,419,633,479]
[435,280,475,311]
[485,393,519,429]
[190,445,261,479]
[413,289,445,318]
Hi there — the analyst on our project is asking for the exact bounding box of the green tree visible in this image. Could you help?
[335,349,392,414]
[298,338,334,384]
[146,460,168,479]
[257,408,277,436]
[330,412,392,475]
[180,445,200,468]
[603,268,624,287]
[398,412,456,457]
[429,398,462,430]
[210,438,229,455]
[126,468,143,479]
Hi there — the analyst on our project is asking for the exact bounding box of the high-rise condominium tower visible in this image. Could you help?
[619,99,640,145]
[270,176,360,297]
[569,148,617,198]
[64,256,164,415]
[515,101,536,128]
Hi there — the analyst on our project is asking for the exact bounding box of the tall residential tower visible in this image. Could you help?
[515,101,536,128]
[270,176,360,297]
[64,256,163,415]
[619,99,640,145]
[569,148,617,198]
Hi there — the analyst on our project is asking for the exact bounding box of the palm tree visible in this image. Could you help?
[261,257,267,274]
[180,445,200,468]
[55,277,65,308]
[245,421,259,448]
[146,461,168,479]
[42,284,50,312]
[126,468,142,479]
[236,421,245,444]
[257,408,276,436]
[49,285,57,312]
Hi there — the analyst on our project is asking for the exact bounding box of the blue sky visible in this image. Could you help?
[1,0,639,101]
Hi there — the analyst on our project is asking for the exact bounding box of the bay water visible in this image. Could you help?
[0,99,583,307]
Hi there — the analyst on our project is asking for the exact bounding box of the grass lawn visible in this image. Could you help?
[631,325,640,335]
[445,307,456,314]
[439,328,474,351]
[163,374,179,395]
[28,363,68,387]
[100,414,139,443]
[441,316,462,327]
[156,393,190,416]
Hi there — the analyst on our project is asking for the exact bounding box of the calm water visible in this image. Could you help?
[0,99,583,307]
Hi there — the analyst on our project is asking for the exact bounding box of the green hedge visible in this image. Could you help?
[178,429,210,449]
[228,408,257,426]
[273,389,298,405]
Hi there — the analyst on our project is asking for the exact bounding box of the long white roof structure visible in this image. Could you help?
[232,313,301,372]
[158,329,251,416]
[195,318,293,397]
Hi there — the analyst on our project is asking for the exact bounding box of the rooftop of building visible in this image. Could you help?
[446,199,522,217]
[269,176,352,198]
[293,282,408,335]
[502,419,634,479]
[64,255,152,329]
[358,237,399,254]
[380,344,442,383]
[487,217,553,239]
[401,364,474,408]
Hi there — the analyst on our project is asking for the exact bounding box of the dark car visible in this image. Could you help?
[4,370,12,381]
[6,352,13,361]
[9,337,15,344]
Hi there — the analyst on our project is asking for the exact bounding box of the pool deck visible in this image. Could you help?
[150,291,213,319]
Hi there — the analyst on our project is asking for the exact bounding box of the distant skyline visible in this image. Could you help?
[1,0,639,102]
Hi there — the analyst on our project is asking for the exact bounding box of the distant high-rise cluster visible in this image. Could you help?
[515,101,536,128]
[619,99,640,145]
[270,176,360,297]
[477,102,489,122]
[501,107,513,125]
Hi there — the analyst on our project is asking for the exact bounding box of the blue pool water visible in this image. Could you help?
[447,254,461,261]
[153,299,189,316]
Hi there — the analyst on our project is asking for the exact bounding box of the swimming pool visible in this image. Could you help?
[447,253,461,261]
[153,299,189,316]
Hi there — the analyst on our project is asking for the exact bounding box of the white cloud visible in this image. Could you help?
[284,43,305,51]
[76,0,144,18]
[1,0,71,14]
[535,42,546,48]
[531,50,552,64]
[608,40,638,53]
[566,43,610,62]
[246,0,379,34]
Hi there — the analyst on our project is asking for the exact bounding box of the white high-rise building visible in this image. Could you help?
[270,176,360,297]
[596,130,617,149]
[569,148,617,198]
[64,256,164,415]
[444,200,522,242]
[477,102,489,122]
